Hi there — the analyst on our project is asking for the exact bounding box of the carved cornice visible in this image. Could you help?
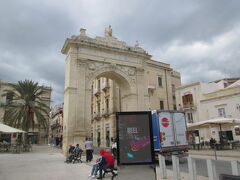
[146,60,172,71]
[121,93,138,99]
[61,38,151,59]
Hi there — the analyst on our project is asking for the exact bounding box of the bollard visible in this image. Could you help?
[158,154,167,179]
[172,155,181,180]
[231,161,240,176]
[207,159,217,180]
[188,157,197,180]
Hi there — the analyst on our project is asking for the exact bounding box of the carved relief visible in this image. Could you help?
[128,68,135,76]
[118,65,136,76]
[109,64,117,70]
[85,61,137,91]
[87,61,109,71]
[88,63,96,70]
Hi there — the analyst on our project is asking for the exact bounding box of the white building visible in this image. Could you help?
[176,78,240,143]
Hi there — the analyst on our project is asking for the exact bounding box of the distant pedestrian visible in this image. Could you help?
[210,137,216,149]
[111,138,117,158]
[210,138,214,149]
[85,137,93,162]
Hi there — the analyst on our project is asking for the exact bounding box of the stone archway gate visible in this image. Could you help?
[61,27,174,153]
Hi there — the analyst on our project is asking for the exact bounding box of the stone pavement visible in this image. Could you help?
[1,145,239,180]
[0,145,112,180]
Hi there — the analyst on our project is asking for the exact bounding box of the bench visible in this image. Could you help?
[103,167,117,180]
[232,141,240,149]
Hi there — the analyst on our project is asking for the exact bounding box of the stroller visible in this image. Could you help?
[65,147,83,164]
[72,151,82,163]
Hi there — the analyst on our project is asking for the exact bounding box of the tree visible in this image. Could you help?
[1,80,49,132]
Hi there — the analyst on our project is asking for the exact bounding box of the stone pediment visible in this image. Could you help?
[63,27,149,56]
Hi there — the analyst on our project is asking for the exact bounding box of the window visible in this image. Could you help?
[172,84,176,93]
[106,126,110,147]
[187,113,193,123]
[173,104,177,110]
[98,79,101,89]
[218,108,226,117]
[182,94,193,106]
[160,101,164,110]
[237,104,240,112]
[97,102,100,114]
[158,77,162,87]
[173,95,176,100]
[106,99,109,111]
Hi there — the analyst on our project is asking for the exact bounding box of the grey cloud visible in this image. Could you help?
[1,0,240,105]
[0,1,75,55]
[111,0,240,48]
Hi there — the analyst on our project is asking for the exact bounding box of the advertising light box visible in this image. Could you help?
[116,111,155,165]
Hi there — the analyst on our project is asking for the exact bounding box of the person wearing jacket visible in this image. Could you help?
[97,149,114,179]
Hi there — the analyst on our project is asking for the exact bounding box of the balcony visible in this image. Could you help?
[93,88,101,96]
[183,102,196,110]
[101,82,110,91]
[102,109,110,118]
[93,112,101,120]
[148,83,156,90]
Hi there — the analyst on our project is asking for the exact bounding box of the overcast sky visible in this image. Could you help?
[0,0,240,106]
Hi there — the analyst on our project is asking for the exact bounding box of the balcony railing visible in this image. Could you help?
[148,83,156,89]
[183,102,196,109]
[93,112,101,120]
[102,109,110,117]
[101,82,110,91]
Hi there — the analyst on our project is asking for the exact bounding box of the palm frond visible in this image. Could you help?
[2,79,50,132]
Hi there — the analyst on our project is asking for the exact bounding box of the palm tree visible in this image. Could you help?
[1,80,49,132]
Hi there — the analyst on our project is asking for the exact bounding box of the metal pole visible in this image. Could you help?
[214,144,217,160]
[231,161,240,176]
[158,154,167,179]
[172,155,181,180]
[207,159,217,180]
[188,157,197,180]
[219,124,222,149]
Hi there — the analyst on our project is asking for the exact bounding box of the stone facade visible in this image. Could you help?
[0,80,52,144]
[49,103,63,146]
[61,27,181,153]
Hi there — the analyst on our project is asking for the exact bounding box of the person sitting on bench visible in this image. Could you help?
[97,149,114,179]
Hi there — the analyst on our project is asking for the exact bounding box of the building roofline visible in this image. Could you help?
[210,77,240,83]
[176,82,200,90]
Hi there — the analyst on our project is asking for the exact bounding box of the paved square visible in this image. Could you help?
[0,145,112,180]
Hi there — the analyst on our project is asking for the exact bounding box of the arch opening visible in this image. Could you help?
[86,69,137,148]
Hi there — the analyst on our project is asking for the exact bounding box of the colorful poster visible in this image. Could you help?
[116,112,154,165]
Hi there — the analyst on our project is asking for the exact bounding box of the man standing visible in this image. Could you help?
[111,138,117,158]
[85,137,93,162]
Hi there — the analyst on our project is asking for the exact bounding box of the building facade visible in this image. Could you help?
[176,78,240,143]
[49,103,63,146]
[0,80,52,144]
[61,26,181,153]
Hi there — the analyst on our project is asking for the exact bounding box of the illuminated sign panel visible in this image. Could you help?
[116,111,154,165]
